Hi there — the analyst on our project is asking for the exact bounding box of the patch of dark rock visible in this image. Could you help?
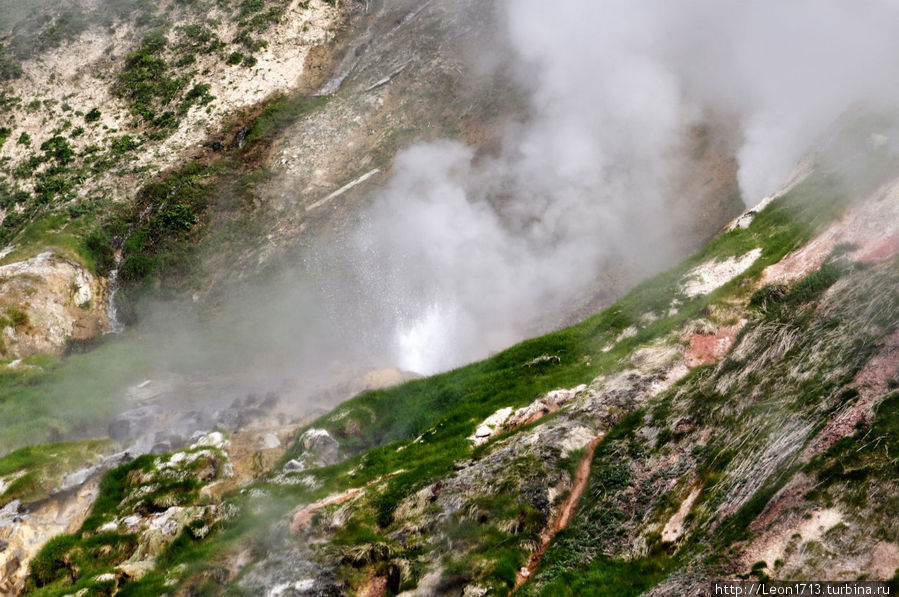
[108,405,161,442]
[231,126,250,149]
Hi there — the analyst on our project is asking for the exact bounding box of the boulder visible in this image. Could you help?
[0,251,108,358]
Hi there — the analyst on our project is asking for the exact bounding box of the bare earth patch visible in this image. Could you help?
[684,326,741,368]
[762,178,899,286]
[682,248,762,298]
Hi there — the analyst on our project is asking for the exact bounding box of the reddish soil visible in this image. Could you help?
[858,232,899,262]
[359,576,388,597]
[684,328,738,368]
[290,472,402,534]
[290,487,365,534]
[512,436,604,594]
[762,182,899,285]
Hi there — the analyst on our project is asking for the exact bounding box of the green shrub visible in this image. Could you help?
[161,204,198,231]
[40,135,76,164]
[181,83,214,113]
[17,131,30,146]
[226,51,245,65]
[239,0,265,17]
[34,175,74,204]
[177,24,222,54]
[28,534,80,586]
[84,229,116,274]
[119,254,157,283]
[115,30,191,133]
[6,307,29,328]
[0,181,29,209]
[110,134,142,154]
[84,107,102,122]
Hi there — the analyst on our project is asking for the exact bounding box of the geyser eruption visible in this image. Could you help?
[340,0,899,375]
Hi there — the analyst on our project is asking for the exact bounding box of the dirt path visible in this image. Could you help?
[290,471,403,534]
[512,435,604,593]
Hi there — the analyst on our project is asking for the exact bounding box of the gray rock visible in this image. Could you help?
[298,429,340,467]
[61,466,97,490]
[108,405,161,442]
[283,459,305,472]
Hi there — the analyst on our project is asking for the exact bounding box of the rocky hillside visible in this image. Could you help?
[1,122,898,595]
[1,1,898,597]
[0,0,740,359]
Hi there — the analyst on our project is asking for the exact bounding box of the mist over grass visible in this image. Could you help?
[4,0,899,452]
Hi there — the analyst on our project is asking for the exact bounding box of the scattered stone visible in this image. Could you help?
[469,385,590,447]
[674,416,697,434]
[524,354,561,367]
[467,407,514,446]
[117,560,155,581]
[474,425,492,438]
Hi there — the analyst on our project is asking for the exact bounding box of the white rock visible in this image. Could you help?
[480,407,514,429]
[681,248,762,298]
[283,459,305,472]
[190,431,229,450]
[259,433,280,450]
[474,425,492,438]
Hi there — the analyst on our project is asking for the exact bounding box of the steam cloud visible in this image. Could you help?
[37,0,899,426]
[339,0,899,374]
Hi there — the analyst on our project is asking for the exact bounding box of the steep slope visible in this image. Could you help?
[0,0,742,456]
[0,0,740,363]
[8,124,897,596]
[5,2,899,597]
[0,0,350,357]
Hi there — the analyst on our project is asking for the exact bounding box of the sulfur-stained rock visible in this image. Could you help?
[0,251,108,358]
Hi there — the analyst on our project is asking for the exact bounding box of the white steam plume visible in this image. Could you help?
[340,0,899,374]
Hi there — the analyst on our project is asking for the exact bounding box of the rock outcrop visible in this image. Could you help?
[0,252,107,358]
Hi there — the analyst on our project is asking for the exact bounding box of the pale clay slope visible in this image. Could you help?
[0,0,340,202]
[0,1,340,357]
[681,247,762,298]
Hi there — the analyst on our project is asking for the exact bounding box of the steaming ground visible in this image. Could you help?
[13,0,899,446]
[321,0,899,373]
[121,0,899,382]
